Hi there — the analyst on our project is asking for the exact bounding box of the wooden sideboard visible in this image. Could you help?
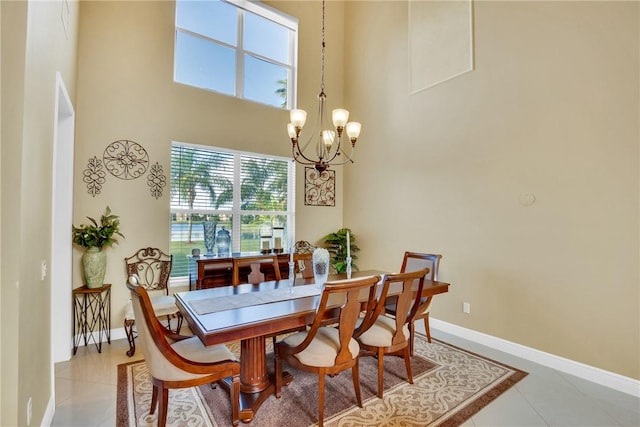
[188,252,293,290]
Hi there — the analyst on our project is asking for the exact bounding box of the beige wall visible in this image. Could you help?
[74,1,345,331]
[343,0,639,379]
[1,0,79,425]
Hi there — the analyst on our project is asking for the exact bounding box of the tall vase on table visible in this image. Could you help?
[72,206,124,289]
[312,248,330,290]
[203,220,217,256]
[82,247,107,288]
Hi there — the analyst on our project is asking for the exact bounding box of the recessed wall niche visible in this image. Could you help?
[409,0,474,94]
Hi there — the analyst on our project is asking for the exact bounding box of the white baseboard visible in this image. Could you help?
[430,318,640,397]
[73,322,639,397]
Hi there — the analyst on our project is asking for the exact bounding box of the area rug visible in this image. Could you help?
[117,334,527,427]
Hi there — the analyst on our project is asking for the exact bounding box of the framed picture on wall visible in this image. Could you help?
[304,167,335,207]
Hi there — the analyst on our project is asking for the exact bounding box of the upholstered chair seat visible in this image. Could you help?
[357,315,410,348]
[281,327,360,367]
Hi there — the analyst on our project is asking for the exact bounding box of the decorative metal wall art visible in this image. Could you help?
[103,139,149,180]
[83,139,166,199]
[304,167,335,207]
[83,156,106,197]
[147,162,166,199]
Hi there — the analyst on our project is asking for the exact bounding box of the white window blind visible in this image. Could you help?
[170,142,295,278]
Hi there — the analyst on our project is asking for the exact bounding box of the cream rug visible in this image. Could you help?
[117,334,527,427]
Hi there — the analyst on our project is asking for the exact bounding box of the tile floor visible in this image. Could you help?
[51,326,640,427]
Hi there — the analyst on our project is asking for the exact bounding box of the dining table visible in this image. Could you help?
[174,269,450,422]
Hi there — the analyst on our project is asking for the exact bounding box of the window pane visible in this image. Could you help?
[170,213,233,277]
[171,145,234,211]
[170,143,293,279]
[176,0,237,46]
[244,10,290,64]
[244,55,288,108]
[175,31,235,96]
[240,214,288,253]
[240,155,288,211]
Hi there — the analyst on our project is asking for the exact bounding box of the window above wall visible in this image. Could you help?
[174,0,298,109]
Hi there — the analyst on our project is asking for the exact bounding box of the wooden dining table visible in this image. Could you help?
[174,269,450,423]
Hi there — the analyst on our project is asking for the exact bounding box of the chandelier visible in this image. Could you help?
[287,0,361,173]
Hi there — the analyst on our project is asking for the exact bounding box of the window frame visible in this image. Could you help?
[174,0,299,109]
[170,141,296,280]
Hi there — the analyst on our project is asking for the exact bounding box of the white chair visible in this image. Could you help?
[127,275,240,426]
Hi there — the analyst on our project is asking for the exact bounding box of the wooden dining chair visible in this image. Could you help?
[293,252,314,280]
[124,247,182,357]
[355,269,429,398]
[127,275,241,427]
[231,255,281,286]
[274,275,381,427]
[385,252,442,354]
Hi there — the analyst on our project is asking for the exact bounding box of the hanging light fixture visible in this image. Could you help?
[287,0,361,173]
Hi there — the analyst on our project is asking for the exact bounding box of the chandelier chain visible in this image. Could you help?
[320,0,326,93]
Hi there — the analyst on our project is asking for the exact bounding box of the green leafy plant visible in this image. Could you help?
[322,227,359,274]
[72,206,124,249]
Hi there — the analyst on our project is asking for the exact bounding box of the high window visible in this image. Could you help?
[174,0,298,109]
[170,142,295,278]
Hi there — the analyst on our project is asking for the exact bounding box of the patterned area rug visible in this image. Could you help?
[117,334,527,427]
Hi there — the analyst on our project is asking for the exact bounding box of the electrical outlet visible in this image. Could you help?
[463,302,471,314]
[41,260,47,280]
[27,397,32,426]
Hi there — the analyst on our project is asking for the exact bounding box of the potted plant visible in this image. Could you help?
[322,227,359,274]
[72,206,124,288]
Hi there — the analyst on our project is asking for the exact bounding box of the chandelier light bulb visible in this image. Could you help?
[290,109,307,129]
[332,109,349,128]
[346,122,361,141]
[322,130,335,149]
[287,123,297,139]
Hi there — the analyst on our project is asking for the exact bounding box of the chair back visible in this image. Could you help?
[293,252,313,279]
[401,252,441,280]
[297,275,380,365]
[232,255,282,285]
[124,247,173,294]
[358,269,429,346]
[127,276,196,381]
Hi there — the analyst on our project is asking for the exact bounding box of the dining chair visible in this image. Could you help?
[354,268,429,398]
[385,252,442,354]
[274,275,381,427]
[124,247,183,357]
[231,254,281,286]
[127,275,241,427]
[293,252,314,280]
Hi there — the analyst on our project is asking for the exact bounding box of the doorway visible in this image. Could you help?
[51,72,75,364]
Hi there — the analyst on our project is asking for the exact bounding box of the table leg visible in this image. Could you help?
[222,335,293,423]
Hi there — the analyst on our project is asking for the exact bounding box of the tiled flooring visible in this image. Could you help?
[52,326,640,427]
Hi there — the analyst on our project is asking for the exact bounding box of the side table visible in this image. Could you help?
[72,284,111,354]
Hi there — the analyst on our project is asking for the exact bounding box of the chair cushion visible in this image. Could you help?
[357,315,410,348]
[171,336,237,363]
[282,327,360,367]
[125,294,179,320]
